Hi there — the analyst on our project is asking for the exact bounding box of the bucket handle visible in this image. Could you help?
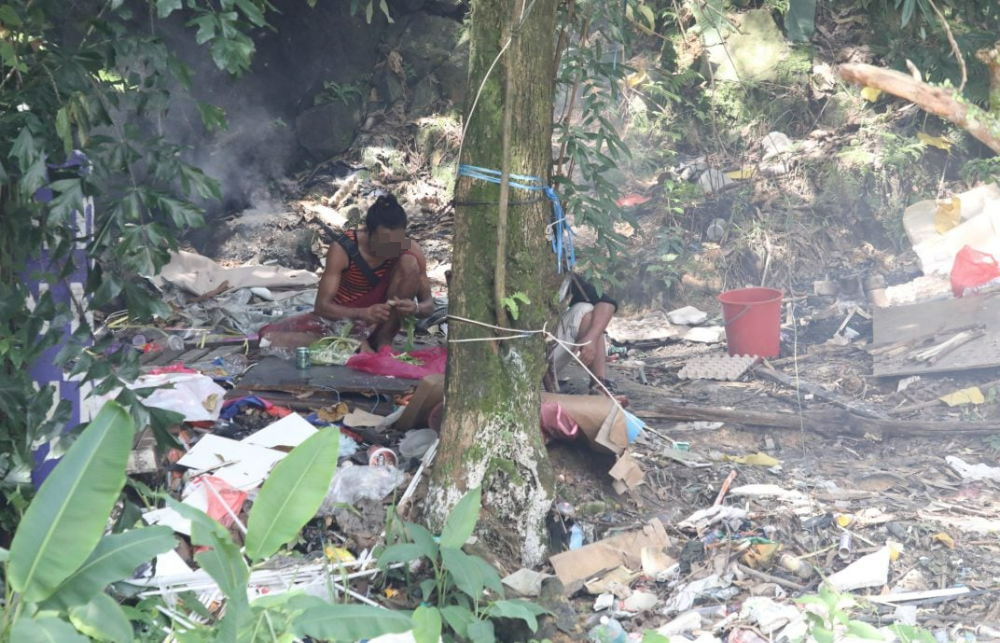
[723,304,754,326]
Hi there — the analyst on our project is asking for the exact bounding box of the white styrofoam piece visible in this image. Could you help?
[177,435,286,490]
[241,413,317,449]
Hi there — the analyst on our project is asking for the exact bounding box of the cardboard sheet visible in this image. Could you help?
[549,518,671,594]
[152,250,319,296]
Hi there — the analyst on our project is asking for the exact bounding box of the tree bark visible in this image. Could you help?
[426,0,559,567]
[838,62,1000,154]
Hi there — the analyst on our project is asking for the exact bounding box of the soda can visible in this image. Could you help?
[296,346,311,369]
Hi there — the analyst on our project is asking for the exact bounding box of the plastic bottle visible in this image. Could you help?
[588,617,626,643]
[569,524,584,550]
[167,335,185,350]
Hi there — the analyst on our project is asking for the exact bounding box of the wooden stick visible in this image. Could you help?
[737,564,807,592]
[755,365,887,419]
[189,280,230,304]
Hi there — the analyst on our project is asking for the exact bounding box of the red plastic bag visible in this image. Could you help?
[346,346,447,379]
[951,246,1000,297]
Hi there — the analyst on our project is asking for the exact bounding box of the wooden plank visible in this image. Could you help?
[640,402,1000,438]
[872,293,1000,377]
[237,356,418,395]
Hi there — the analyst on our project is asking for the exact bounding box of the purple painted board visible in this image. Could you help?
[25,193,94,487]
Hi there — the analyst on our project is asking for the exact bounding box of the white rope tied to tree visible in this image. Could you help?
[446,314,622,411]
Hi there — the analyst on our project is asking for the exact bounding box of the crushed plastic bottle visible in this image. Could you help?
[569,524,584,550]
[587,617,626,643]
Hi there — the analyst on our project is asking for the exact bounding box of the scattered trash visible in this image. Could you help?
[502,568,553,597]
[398,429,438,460]
[826,545,891,592]
[939,386,985,406]
[678,354,758,381]
[946,455,1000,482]
[588,616,627,643]
[723,452,780,467]
[667,306,709,326]
[318,464,406,514]
[699,168,735,194]
[684,326,727,344]
[549,519,670,595]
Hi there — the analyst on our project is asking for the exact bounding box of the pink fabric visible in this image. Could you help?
[346,346,447,379]
[149,364,198,375]
[540,402,581,443]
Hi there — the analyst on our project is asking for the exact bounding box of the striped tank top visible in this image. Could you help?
[334,230,396,305]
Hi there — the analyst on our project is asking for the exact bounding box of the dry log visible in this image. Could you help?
[838,63,1000,154]
[754,365,887,419]
[638,402,1000,438]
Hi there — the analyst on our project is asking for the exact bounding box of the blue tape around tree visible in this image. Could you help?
[457,164,576,273]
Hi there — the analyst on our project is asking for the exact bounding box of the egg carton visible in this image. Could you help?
[677,354,759,381]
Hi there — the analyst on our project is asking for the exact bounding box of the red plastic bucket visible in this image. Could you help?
[717,287,783,358]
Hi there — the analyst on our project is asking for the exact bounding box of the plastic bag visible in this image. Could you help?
[346,346,447,379]
[951,246,1000,297]
[183,475,247,528]
[310,335,361,366]
[317,464,406,514]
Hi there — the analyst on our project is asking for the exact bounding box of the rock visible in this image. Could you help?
[699,168,734,194]
[294,97,364,159]
[409,75,440,117]
[374,69,407,105]
[761,131,793,159]
[436,44,470,104]
[705,9,790,83]
[397,13,463,81]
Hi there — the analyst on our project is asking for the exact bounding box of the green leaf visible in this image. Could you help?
[644,633,671,643]
[469,555,505,597]
[168,500,248,598]
[378,543,426,568]
[848,621,886,641]
[234,0,267,26]
[440,605,474,638]
[440,486,481,549]
[9,402,133,602]
[365,0,373,23]
[379,0,393,22]
[785,0,816,41]
[156,0,183,18]
[813,626,835,643]
[889,624,937,643]
[442,547,484,600]
[11,617,89,643]
[468,618,496,643]
[56,107,73,156]
[294,604,413,641]
[900,0,915,27]
[69,593,134,643]
[820,584,839,612]
[245,427,340,562]
[0,5,23,27]
[22,156,49,197]
[404,522,439,561]
[45,527,177,610]
[196,102,228,132]
[0,547,7,562]
[484,600,547,631]
[413,605,442,643]
[420,577,437,603]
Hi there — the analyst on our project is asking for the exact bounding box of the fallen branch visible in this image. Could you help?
[838,63,1000,154]
[737,563,807,593]
[755,365,887,419]
[638,402,1000,437]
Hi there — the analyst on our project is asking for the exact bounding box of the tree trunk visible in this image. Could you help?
[426,0,559,566]
[838,62,1000,154]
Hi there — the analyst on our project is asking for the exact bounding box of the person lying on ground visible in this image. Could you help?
[544,272,620,398]
[313,193,434,352]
